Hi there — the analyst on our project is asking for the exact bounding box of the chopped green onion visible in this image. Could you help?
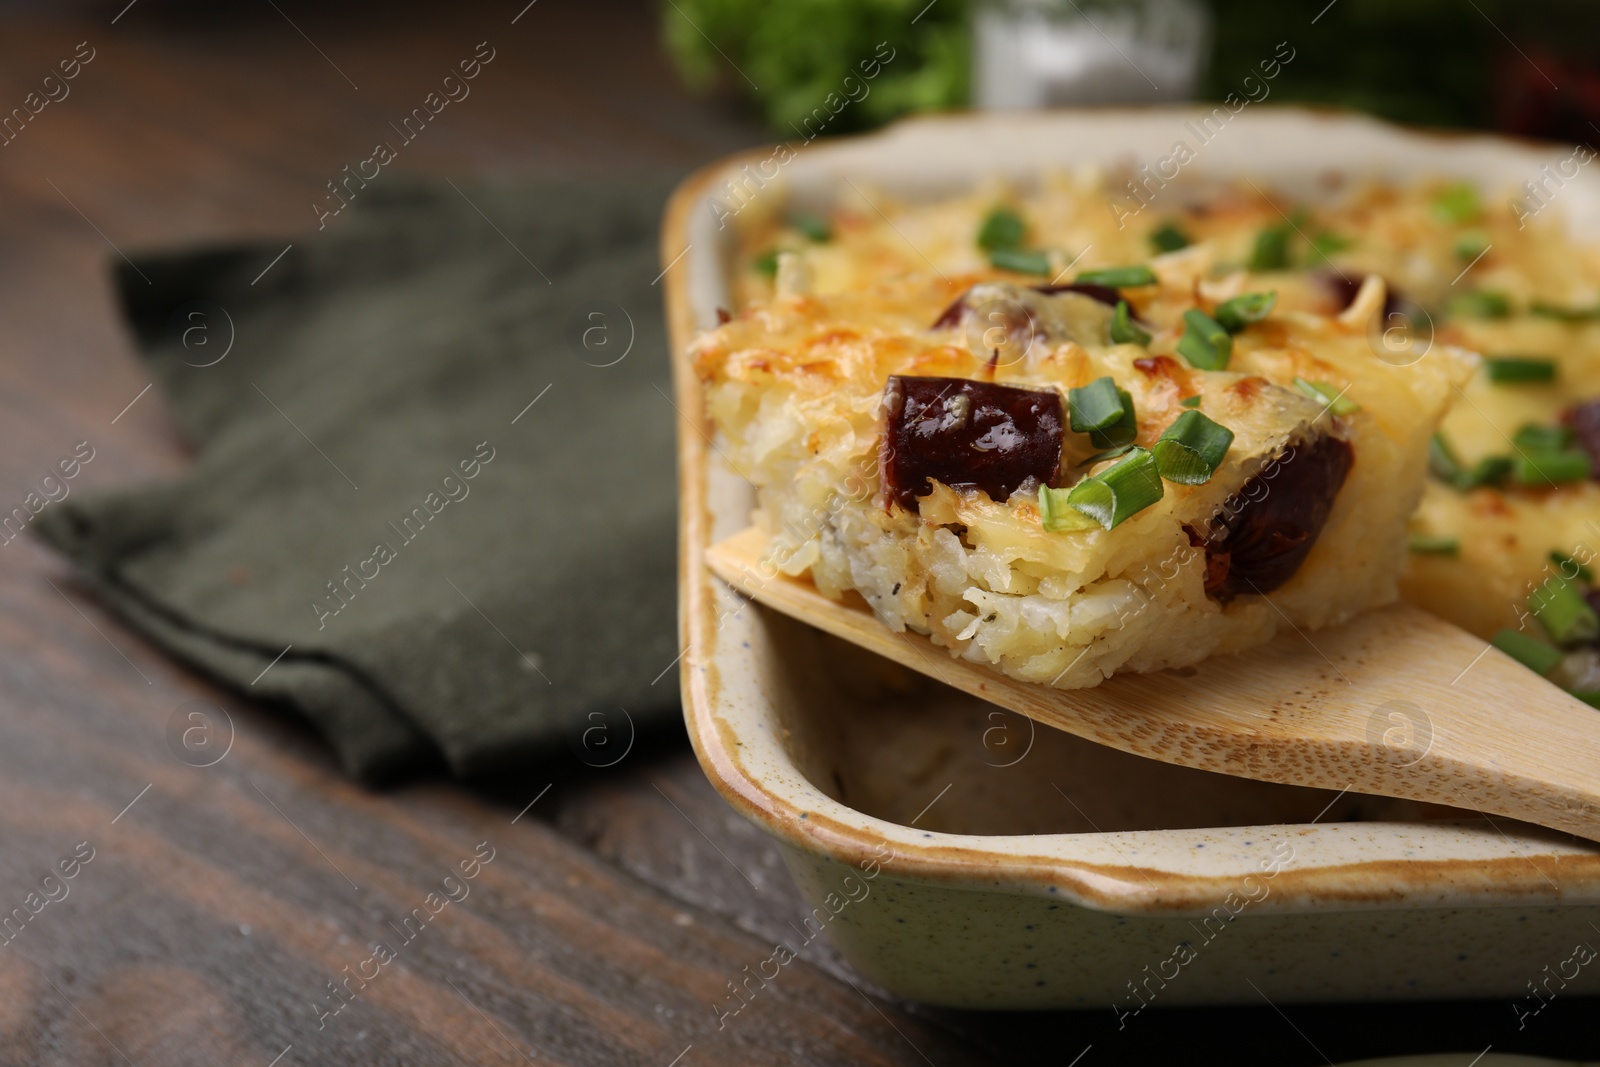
[1448,290,1512,319]
[1550,550,1594,584]
[1458,455,1513,490]
[1083,443,1138,463]
[1176,308,1232,370]
[1150,222,1190,253]
[978,207,1025,251]
[1531,301,1600,322]
[1514,449,1592,486]
[1513,424,1573,452]
[754,249,780,277]
[1432,181,1482,225]
[1066,447,1164,529]
[1180,395,1202,408]
[1213,291,1277,333]
[1248,225,1291,271]
[1429,434,1461,484]
[1037,485,1099,532]
[792,213,832,242]
[1076,265,1158,288]
[1069,376,1126,433]
[1293,377,1360,415]
[1454,230,1490,261]
[988,247,1052,276]
[1152,410,1234,485]
[1408,534,1460,556]
[1492,628,1564,675]
[1089,387,1137,449]
[1485,356,1557,384]
[1310,230,1353,259]
[1530,575,1600,644]
[1109,300,1151,345]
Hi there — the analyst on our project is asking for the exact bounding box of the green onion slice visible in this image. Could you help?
[1065,447,1164,530]
[988,247,1052,276]
[1083,443,1138,464]
[977,207,1025,251]
[1109,300,1152,345]
[1486,356,1557,384]
[1492,628,1565,675]
[1180,395,1202,408]
[1076,265,1158,288]
[1429,434,1461,484]
[1458,455,1513,490]
[1150,222,1190,253]
[1213,291,1277,333]
[1248,225,1291,271]
[792,213,832,242]
[1530,575,1600,645]
[1454,231,1489,261]
[1407,534,1460,556]
[1513,423,1573,452]
[1310,230,1353,259]
[1069,376,1125,433]
[1089,387,1138,449]
[1551,550,1595,584]
[754,249,780,277]
[1531,301,1600,322]
[1447,290,1512,319]
[1293,377,1360,415]
[1432,181,1481,225]
[1176,308,1232,370]
[1514,450,1592,487]
[1037,485,1100,533]
[1152,410,1234,485]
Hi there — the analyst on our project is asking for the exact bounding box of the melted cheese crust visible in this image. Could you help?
[693,174,1483,687]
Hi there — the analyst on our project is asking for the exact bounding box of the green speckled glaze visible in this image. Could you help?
[784,846,1600,1007]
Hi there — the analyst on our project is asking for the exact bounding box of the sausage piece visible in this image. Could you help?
[880,375,1064,512]
[1186,433,1354,601]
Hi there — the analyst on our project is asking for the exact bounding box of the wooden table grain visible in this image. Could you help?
[2,3,1598,1065]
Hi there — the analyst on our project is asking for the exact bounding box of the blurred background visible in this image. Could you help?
[654,0,1599,141]
[8,0,1597,142]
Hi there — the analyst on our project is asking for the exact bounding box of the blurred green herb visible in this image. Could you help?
[660,0,970,135]
[1149,222,1191,253]
[977,206,1025,251]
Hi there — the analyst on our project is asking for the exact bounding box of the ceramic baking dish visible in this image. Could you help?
[663,107,1600,1008]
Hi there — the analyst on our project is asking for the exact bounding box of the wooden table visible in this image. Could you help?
[0,3,1594,1064]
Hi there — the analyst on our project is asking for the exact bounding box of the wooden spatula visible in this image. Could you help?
[707,525,1600,842]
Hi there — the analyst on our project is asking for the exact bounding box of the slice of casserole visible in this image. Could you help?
[694,192,1473,689]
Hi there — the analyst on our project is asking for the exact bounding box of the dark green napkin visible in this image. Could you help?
[35,178,682,783]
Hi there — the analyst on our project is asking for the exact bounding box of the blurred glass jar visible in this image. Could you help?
[973,0,1211,108]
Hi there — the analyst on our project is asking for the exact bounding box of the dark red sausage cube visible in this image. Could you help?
[880,376,1064,512]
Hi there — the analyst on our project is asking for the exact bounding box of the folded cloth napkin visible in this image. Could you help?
[35,177,683,783]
